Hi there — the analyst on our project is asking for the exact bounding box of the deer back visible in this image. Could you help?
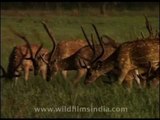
[118,38,159,69]
[54,39,87,60]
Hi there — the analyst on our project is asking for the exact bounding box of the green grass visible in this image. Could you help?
[1,10,159,118]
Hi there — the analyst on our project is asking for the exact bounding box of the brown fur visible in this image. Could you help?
[52,42,117,84]
[42,39,88,81]
[7,44,48,81]
[85,38,159,89]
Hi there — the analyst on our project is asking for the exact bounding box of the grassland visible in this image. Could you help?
[1,10,159,118]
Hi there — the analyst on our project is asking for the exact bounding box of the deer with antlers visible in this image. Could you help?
[40,22,119,84]
[138,62,159,88]
[37,21,89,81]
[0,44,49,83]
[1,28,49,84]
[5,22,88,83]
[82,16,159,90]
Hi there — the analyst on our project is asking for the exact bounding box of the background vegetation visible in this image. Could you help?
[1,2,159,118]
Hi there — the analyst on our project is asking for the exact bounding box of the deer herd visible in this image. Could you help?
[1,16,159,91]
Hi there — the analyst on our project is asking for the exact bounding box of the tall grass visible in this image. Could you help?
[1,10,159,118]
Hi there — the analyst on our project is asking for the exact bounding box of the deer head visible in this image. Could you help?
[80,24,116,84]
[138,61,160,87]
[0,48,28,79]
[10,28,44,76]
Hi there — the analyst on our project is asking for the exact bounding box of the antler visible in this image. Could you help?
[40,54,49,64]
[154,30,160,39]
[12,47,29,77]
[91,24,104,64]
[141,32,145,39]
[81,26,96,53]
[10,27,44,76]
[10,27,44,61]
[41,21,57,62]
[144,15,153,38]
[101,34,118,48]
[35,44,43,58]
[81,24,105,65]
[9,28,34,58]
[0,65,6,78]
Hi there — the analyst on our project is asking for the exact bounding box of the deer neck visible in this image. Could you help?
[99,48,119,75]
[100,61,115,75]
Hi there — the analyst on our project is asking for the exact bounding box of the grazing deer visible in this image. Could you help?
[40,22,119,84]
[38,21,89,81]
[1,44,49,84]
[0,47,28,80]
[138,62,159,88]
[83,17,159,89]
[78,24,142,88]
[51,39,88,80]
[10,22,88,82]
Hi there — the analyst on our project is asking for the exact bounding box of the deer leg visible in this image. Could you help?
[124,72,133,92]
[61,70,67,80]
[14,77,18,85]
[73,69,86,85]
[151,78,159,88]
[150,74,159,88]
[24,66,30,81]
[118,68,129,85]
[40,66,47,80]
[12,76,19,87]
[51,71,57,81]
[13,70,20,86]
[133,70,142,89]
[126,79,133,93]
[40,69,46,80]
[141,79,147,88]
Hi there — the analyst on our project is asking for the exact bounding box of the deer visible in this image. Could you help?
[138,62,159,88]
[1,27,50,84]
[81,16,159,90]
[0,47,28,80]
[77,24,142,88]
[39,22,120,84]
[0,43,49,84]
[50,39,88,80]
[8,22,89,83]
[21,21,87,79]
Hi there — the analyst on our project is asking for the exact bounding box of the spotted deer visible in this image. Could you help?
[37,21,89,81]
[79,24,142,88]
[8,22,88,83]
[83,16,159,89]
[0,47,28,80]
[40,22,119,84]
[1,43,49,84]
[138,62,159,88]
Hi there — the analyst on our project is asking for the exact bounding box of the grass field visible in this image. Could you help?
[1,10,159,118]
